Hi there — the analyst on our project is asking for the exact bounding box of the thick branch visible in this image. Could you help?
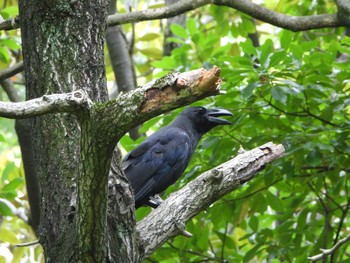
[95,66,222,142]
[137,142,285,257]
[106,0,347,31]
[215,0,344,31]
[0,90,91,119]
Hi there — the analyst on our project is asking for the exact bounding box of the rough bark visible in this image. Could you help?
[19,0,109,261]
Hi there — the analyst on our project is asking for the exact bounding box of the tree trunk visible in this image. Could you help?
[19,0,111,261]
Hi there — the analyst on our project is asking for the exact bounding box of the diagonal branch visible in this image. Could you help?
[0,90,91,119]
[0,61,23,81]
[95,66,222,142]
[136,142,285,258]
[308,232,350,262]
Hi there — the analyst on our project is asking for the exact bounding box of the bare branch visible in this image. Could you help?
[0,61,23,81]
[308,232,350,262]
[0,79,21,102]
[0,90,92,119]
[107,0,212,27]
[215,0,344,31]
[0,16,20,31]
[137,142,285,257]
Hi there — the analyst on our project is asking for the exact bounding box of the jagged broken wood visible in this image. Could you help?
[96,66,222,140]
[137,142,285,257]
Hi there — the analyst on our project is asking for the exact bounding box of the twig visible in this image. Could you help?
[15,240,40,247]
[0,79,21,102]
[308,233,350,262]
[0,61,23,81]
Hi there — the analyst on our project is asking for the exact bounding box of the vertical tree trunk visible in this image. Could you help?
[19,1,110,261]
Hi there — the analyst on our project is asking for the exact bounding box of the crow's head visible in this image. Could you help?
[179,106,233,134]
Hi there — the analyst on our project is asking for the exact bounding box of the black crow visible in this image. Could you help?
[122,106,233,208]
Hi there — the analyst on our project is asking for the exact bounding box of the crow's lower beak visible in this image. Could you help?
[206,108,233,125]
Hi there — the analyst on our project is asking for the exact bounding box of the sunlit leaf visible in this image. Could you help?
[170,24,188,39]
[265,191,284,212]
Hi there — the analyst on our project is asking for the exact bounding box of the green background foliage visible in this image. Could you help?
[1,0,350,262]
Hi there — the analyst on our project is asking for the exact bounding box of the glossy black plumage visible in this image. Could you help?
[122,106,233,208]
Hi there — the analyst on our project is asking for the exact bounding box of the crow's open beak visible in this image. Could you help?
[205,108,233,125]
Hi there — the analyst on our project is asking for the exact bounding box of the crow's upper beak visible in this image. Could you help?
[205,108,233,125]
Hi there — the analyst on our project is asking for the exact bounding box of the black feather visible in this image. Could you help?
[122,106,233,208]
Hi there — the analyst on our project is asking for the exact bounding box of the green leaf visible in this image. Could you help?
[260,39,273,66]
[266,191,284,212]
[249,215,259,232]
[151,56,178,69]
[240,39,257,56]
[0,199,13,216]
[170,24,188,39]
[0,227,18,243]
[0,133,4,142]
[271,86,287,104]
[0,6,19,19]
[1,162,16,182]
[0,46,10,63]
[241,82,259,99]
[341,36,350,46]
[187,18,197,36]
[290,44,303,61]
[138,33,159,41]
[139,47,162,59]
[165,37,186,44]
[0,38,21,50]
[320,106,334,121]
[2,177,23,192]
[269,51,286,68]
[280,30,293,49]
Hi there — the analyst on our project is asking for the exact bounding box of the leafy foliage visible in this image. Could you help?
[122,2,350,262]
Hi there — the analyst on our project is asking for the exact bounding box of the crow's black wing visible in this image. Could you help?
[122,127,194,206]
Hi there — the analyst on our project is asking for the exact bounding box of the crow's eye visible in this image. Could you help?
[198,107,206,113]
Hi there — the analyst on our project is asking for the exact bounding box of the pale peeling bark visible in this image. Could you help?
[137,142,285,258]
[0,90,91,118]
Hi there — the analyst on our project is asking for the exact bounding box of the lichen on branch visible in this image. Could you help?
[94,66,223,142]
